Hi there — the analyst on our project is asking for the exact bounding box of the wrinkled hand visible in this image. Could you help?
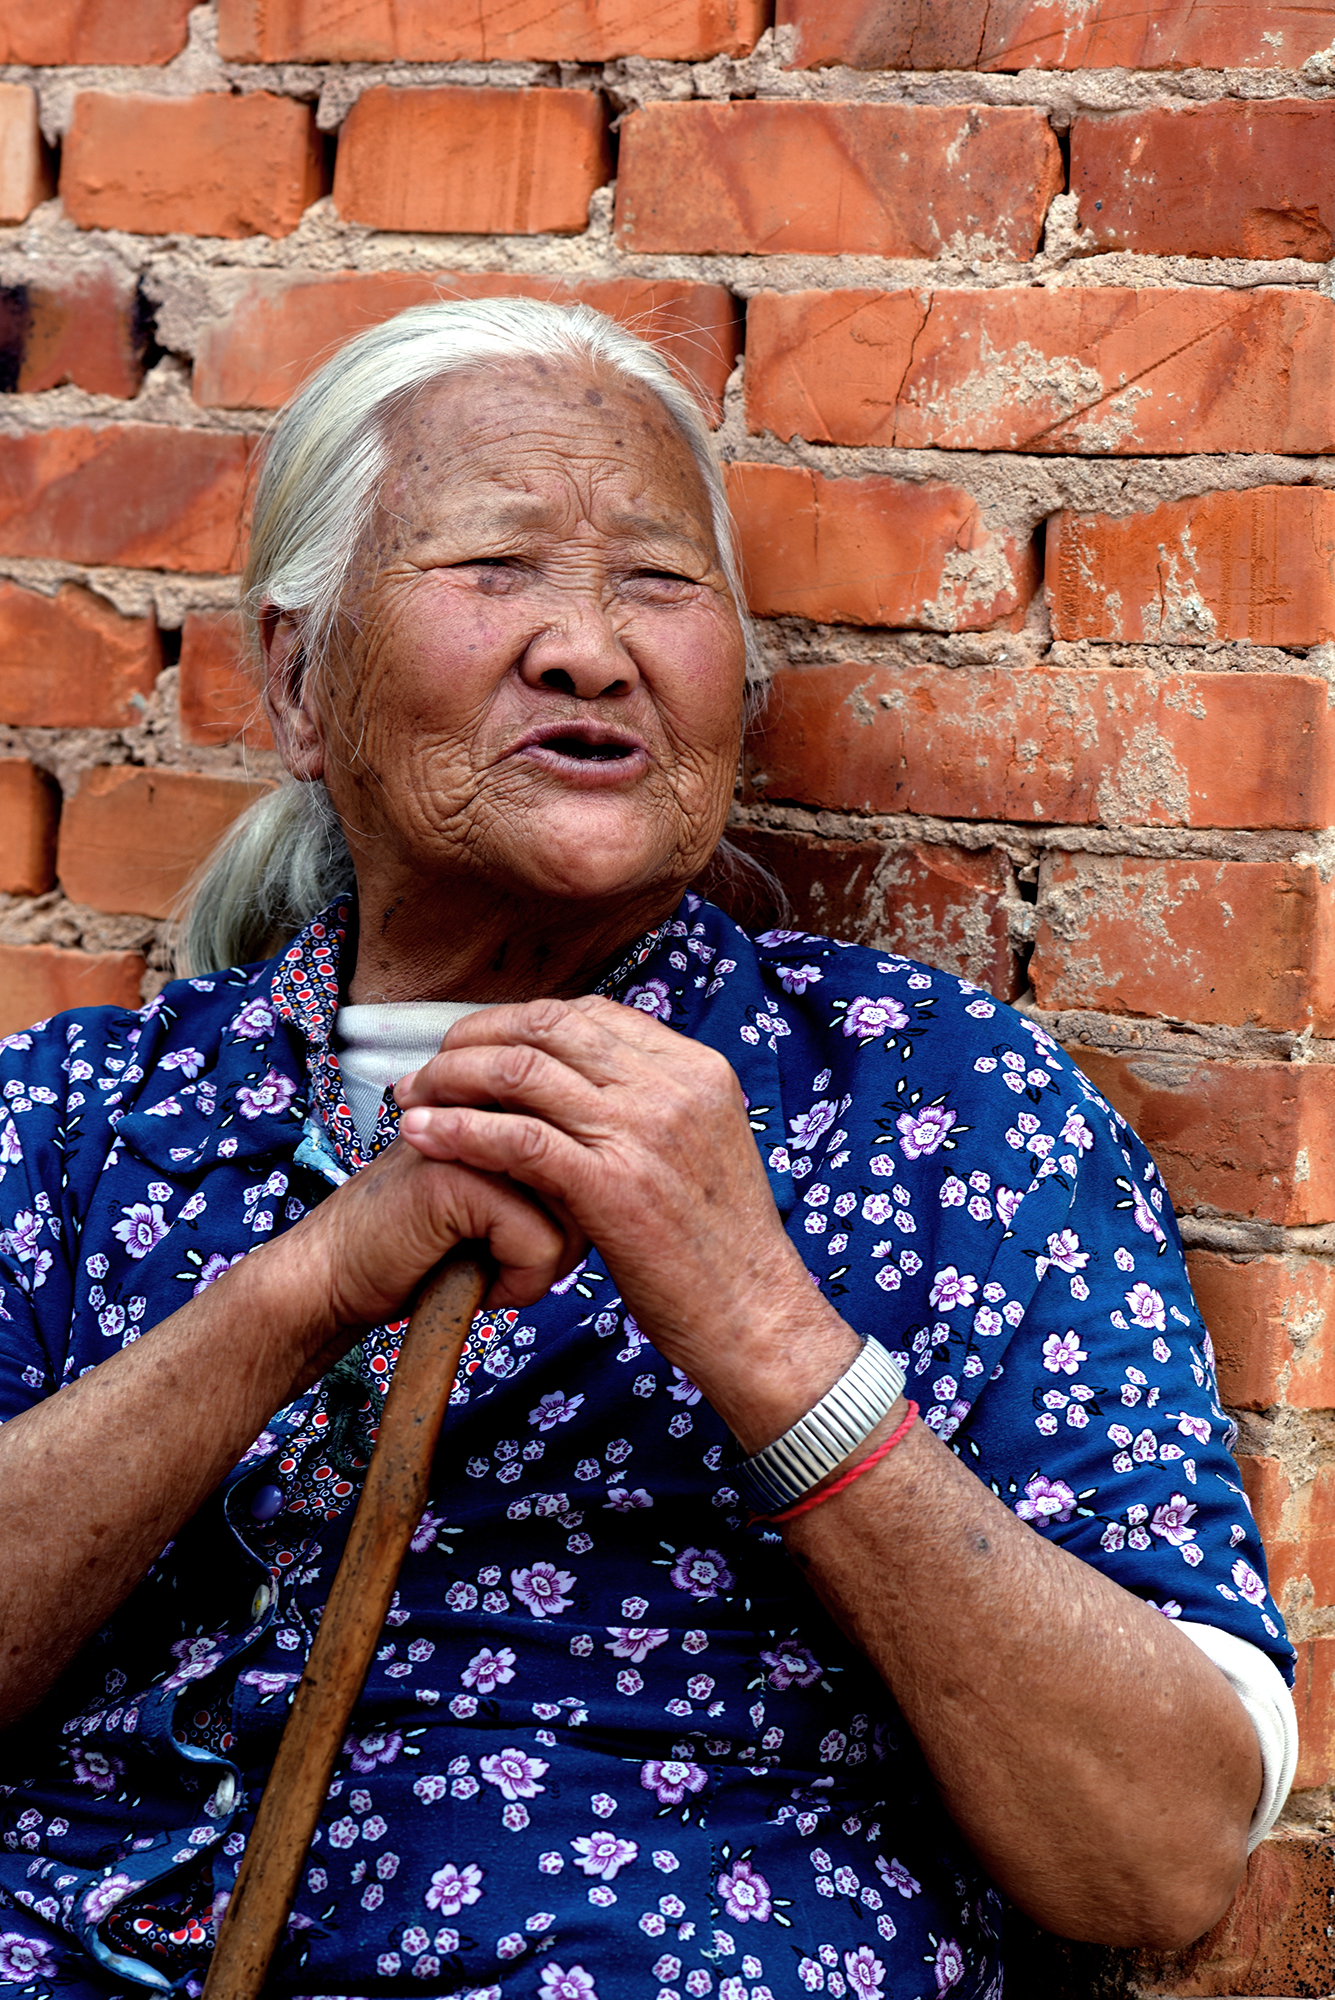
[393,996,858,1445]
[298,1131,586,1339]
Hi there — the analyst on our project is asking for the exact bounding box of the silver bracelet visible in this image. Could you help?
[742,1338,907,1514]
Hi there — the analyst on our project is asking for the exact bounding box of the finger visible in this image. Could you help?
[395,1041,608,1133]
[398,1105,597,1216]
[433,992,688,1076]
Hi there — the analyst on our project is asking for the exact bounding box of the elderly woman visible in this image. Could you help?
[0,300,1297,2000]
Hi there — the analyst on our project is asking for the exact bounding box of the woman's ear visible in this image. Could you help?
[260,607,325,781]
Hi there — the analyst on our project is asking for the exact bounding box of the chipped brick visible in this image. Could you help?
[725,463,1039,630]
[217,0,766,61]
[614,103,1061,258]
[57,767,273,919]
[0,759,57,896]
[0,581,160,729]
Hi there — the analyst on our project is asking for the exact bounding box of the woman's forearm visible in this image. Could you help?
[781,1403,1262,1950]
[0,1222,347,1728]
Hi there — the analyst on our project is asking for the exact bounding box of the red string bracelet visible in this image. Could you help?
[757,1402,919,1526]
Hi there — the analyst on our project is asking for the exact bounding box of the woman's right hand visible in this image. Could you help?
[276,1134,586,1379]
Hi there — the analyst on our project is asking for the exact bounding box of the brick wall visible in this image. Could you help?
[2,2,1335,1988]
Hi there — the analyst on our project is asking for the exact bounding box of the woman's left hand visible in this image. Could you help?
[394,994,860,1451]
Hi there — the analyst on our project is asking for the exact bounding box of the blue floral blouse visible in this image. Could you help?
[0,894,1290,2000]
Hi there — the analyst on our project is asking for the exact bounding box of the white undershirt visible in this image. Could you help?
[334,1000,488,1146]
[329,1003,1299,1846]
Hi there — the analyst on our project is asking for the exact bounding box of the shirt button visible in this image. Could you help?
[250,1482,283,1523]
[251,1583,272,1619]
[214,1772,238,1814]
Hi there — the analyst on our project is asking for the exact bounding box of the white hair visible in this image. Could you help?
[177,295,762,976]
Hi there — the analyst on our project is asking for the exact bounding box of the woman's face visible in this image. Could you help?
[269,357,748,917]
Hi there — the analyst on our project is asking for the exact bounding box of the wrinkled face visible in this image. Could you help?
[272,357,747,914]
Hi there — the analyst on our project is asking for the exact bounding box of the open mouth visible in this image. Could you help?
[542,733,637,763]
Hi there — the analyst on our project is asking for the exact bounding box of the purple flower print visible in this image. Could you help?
[70,1746,123,1793]
[5,1210,40,1261]
[193,1251,245,1296]
[529,1390,586,1431]
[0,1933,58,1982]
[928,1267,976,1313]
[1130,1184,1166,1245]
[624,981,672,1021]
[240,1670,298,1696]
[760,1643,822,1690]
[424,1861,483,1915]
[480,1747,549,1800]
[668,1548,734,1601]
[716,1857,771,1924]
[777,965,823,995]
[843,1947,886,1999]
[511,1563,576,1619]
[640,1759,708,1805]
[164,1633,223,1689]
[1125,1283,1166,1330]
[345,1728,403,1772]
[1044,1229,1088,1274]
[933,1938,965,1994]
[411,1505,444,1554]
[541,1966,599,2000]
[1041,1331,1088,1377]
[1232,1558,1266,1606]
[81,1872,145,1923]
[875,1857,920,1898]
[112,1202,169,1260]
[229,998,275,1039]
[236,1068,298,1121]
[605,1627,670,1663]
[160,1046,205,1077]
[788,1100,837,1152]
[1014,1475,1077,1527]
[571,1832,638,1880]
[1150,1494,1197,1547]
[843,996,908,1041]
[995,1185,1024,1228]
[462,1646,516,1694]
[896,1105,955,1159]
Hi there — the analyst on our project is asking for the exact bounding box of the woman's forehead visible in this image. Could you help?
[379,359,714,538]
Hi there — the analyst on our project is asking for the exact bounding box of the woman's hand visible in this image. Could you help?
[393,995,861,1450]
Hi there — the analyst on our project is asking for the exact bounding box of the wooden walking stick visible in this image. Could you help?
[201,1249,492,2000]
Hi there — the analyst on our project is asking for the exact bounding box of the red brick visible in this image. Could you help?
[1240,1454,1335,1614]
[0,263,145,399]
[333,87,610,238]
[1293,1639,1335,1793]
[613,103,1061,259]
[0,582,160,729]
[57,767,273,920]
[60,92,325,240]
[1131,1830,1335,1997]
[1064,1049,1335,1226]
[218,0,765,60]
[0,760,57,896]
[724,463,1039,630]
[0,0,190,63]
[0,944,145,1039]
[178,611,273,750]
[192,272,741,419]
[0,84,52,226]
[1048,487,1335,647]
[1031,856,1335,1034]
[744,287,1335,454]
[1188,1252,1335,1412]
[745,663,1335,831]
[778,0,1335,72]
[721,828,1021,998]
[1073,102,1335,263]
[0,428,253,574]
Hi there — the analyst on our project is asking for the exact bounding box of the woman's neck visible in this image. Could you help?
[342,878,683,1006]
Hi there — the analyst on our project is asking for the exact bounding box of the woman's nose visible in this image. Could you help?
[518,597,639,700]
